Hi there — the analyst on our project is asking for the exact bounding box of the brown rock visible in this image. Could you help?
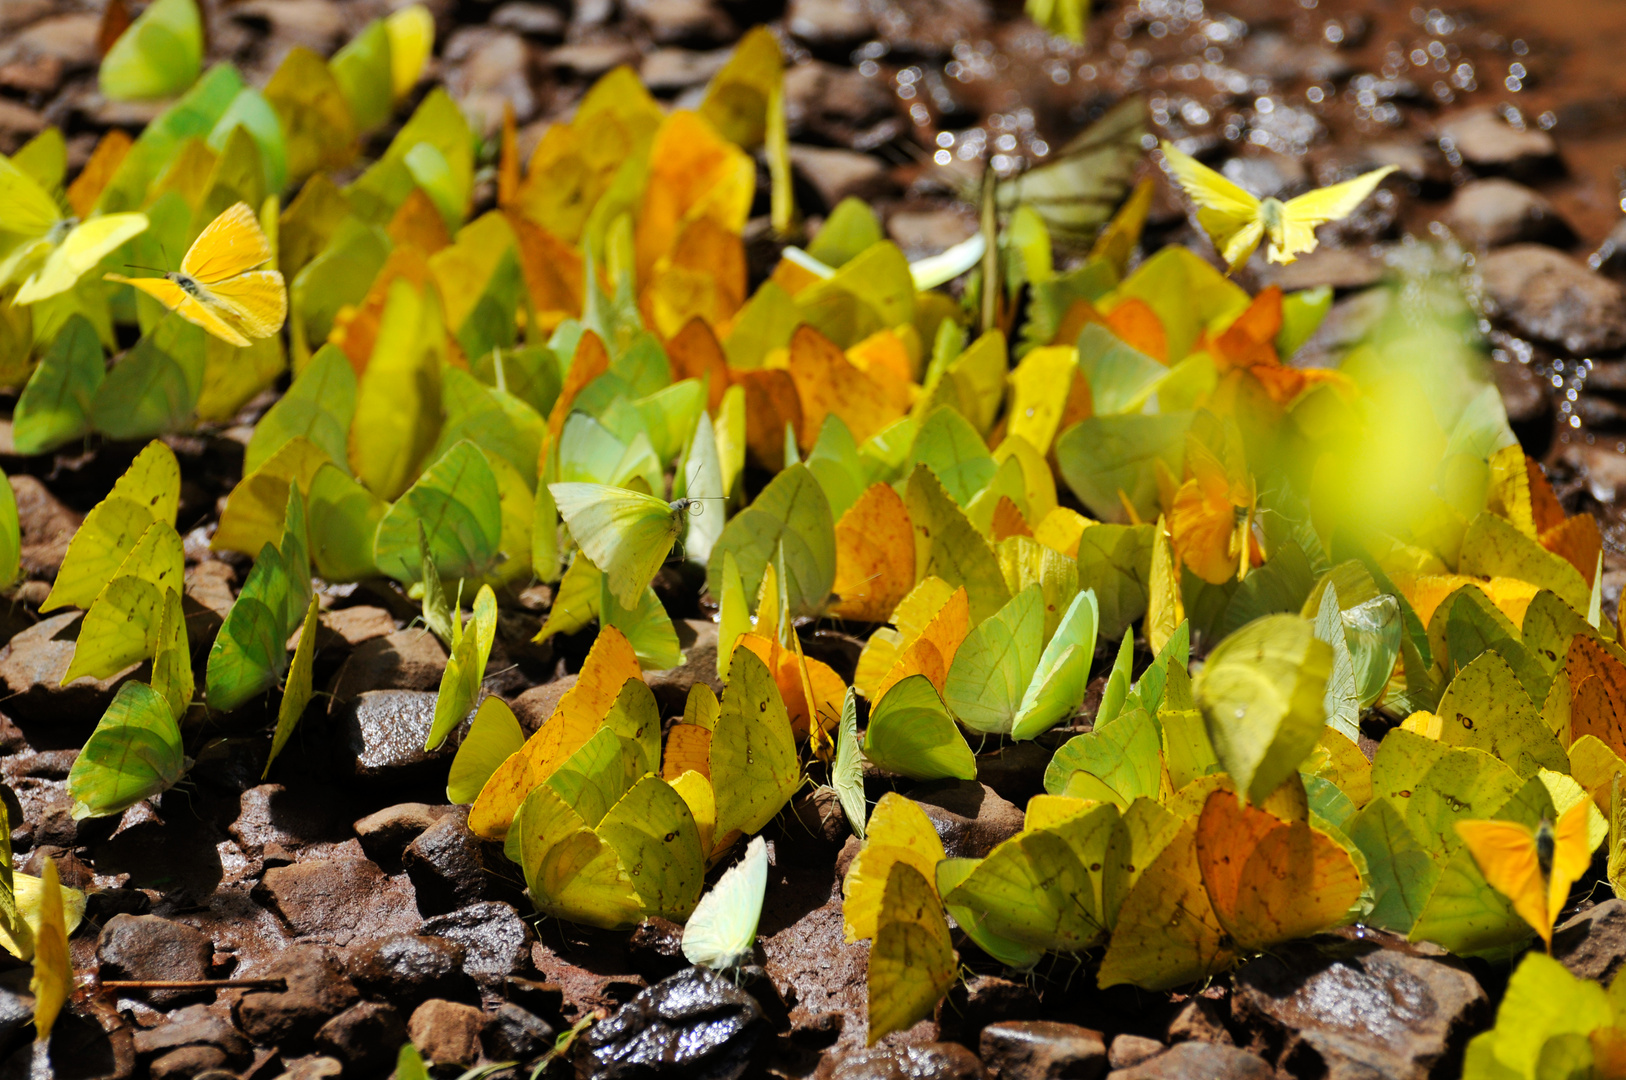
[315,1002,405,1073]
[645,617,723,714]
[1555,899,1626,984]
[785,0,874,47]
[820,1042,986,1079]
[5,14,100,67]
[329,629,447,702]
[132,1005,251,1066]
[445,27,536,133]
[353,802,450,867]
[1491,359,1553,426]
[1256,247,1385,292]
[1479,245,1626,355]
[409,999,486,1066]
[11,475,80,578]
[1166,999,1232,1045]
[788,145,891,213]
[336,690,462,784]
[980,1021,1107,1080]
[642,47,731,93]
[887,207,979,261]
[510,676,577,733]
[1106,1043,1272,1080]
[184,561,236,617]
[910,781,1024,859]
[547,41,640,78]
[256,858,419,945]
[1108,1036,1165,1070]
[349,934,475,1006]
[1443,179,1573,248]
[1438,107,1560,177]
[229,0,346,53]
[322,605,397,646]
[234,945,360,1051]
[96,915,213,1008]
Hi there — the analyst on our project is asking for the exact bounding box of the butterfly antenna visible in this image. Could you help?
[122,262,167,274]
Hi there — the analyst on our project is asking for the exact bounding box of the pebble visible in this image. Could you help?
[408,999,486,1066]
[1442,178,1573,248]
[230,785,351,863]
[822,1042,988,1079]
[784,61,897,143]
[320,606,397,647]
[980,1021,1107,1080]
[785,0,875,48]
[0,612,134,731]
[645,617,723,714]
[329,630,448,703]
[336,690,462,785]
[1479,244,1626,355]
[1255,247,1385,292]
[511,677,577,732]
[642,47,732,94]
[942,974,1042,1044]
[547,41,642,79]
[1108,1036,1166,1070]
[234,945,360,1051]
[445,27,536,134]
[256,857,420,945]
[417,902,535,989]
[577,967,768,1080]
[354,802,450,868]
[403,808,523,913]
[911,781,1025,859]
[184,561,237,619]
[481,1002,555,1061]
[1554,898,1626,984]
[1437,107,1560,177]
[628,0,735,45]
[348,934,476,1007]
[229,0,346,54]
[886,207,979,261]
[314,1002,405,1074]
[490,2,566,37]
[787,145,891,213]
[96,915,213,1008]
[10,474,80,578]
[1491,359,1553,427]
[132,1006,252,1067]
[1105,1042,1273,1080]
[273,1056,343,1080]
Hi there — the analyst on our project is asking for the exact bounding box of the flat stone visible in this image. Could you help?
[418,902,535,989]
[0,612,134,731]
[910,782,1024,859]
[336,690,461,785]
[1555,899,1626,984]
[354,803,450,867]
[1230,943,1488,1080]
[132,1006,251,1065]
[5,14,100,67]
[348,934,476,1007]
[408,999,486,1066]
[403,808,522,913]
[785,0,874,47]
[547,41,641,78]
[329,630,447,702]
[234,945,360,1051]
[820,1043,987,1079]
[887,207,979,261]
[628,0,734,45]
[256,858,419,945]
[481,1002,555,1061]
[1255,247,1385,292]
[1479,244,1626,355]
[641,47,731,93]
[981,1021,1107,1080]
[321,606,397,646]
[1108,1036,1165,1071]
[579,967,768,1080]
[1105,1042,1273,1080]
[149,1045,228,1080]
[1443,178,1573,248]
[229,0,345,53]
[97,915,213,1008]
[230,784,351,862]
[185,561,237,618]
[1492,359,1552,426]
[490,2,565,37]
[787,145,891,213]
[11,474,80,578]
[314,1002,404,1074]
[1438,107,1560,176]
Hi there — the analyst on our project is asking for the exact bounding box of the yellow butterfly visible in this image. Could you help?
[106,202,287,348]
[1457,798,1596,949]
[1160,141,1395,272]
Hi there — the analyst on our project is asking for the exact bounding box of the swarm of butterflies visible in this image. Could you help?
[1,0,1623,1069]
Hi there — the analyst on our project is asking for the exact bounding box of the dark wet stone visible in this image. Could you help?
[0,612,133,735]
[481,1002,555,1062]
[403,808,523,913]
[504,977,564,1020]
[626,918,688,986]
[417,902,535,989]
[314,1002,404,1074]
[942,975,1041,1044]
[819,1042,987,1079]
[1443,179,1573,248]
[1555,899,1626,984]
[335,690,460,785]
[96,915,212,1008]
[234,945,360,1051]
[980,1021,1107,1080]
[353,803,450,869]
[0,982,32,1058]
[1108,1036,1165,1071]
[973,742,1052,808]
[576,966,768,1080]
[349,934,475,1007]
[1437,107,1560,177]
[132,1006,251,1065]
[1479,245,1626,355]
[1230,943,1487,1080]
[408,999,486,1066]
[256,857,419,945]
[1105,1043,1272,1080]
[790,788,849,848]
[329,630,447,703]
[910,782,1024,859]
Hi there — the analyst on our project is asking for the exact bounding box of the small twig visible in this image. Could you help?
[98,978,287,992]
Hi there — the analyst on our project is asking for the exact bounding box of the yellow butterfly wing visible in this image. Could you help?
[1160,141,1263,272]
[181,201,272,284]
[1548,799,1596,933]
[1457,819,1547,943]
[1271,165,1397,263]
[206,270,288,339]
[106,273,252,347]
[15,212,150,304]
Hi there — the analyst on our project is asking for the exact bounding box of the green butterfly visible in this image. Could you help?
[98,0,203,101]
[681,836,768,971]
[550,482,692,609]
[68,682,188,819]
[0,154,148,304]
[206,487,313,712]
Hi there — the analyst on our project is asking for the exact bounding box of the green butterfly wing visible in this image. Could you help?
[98,0,204,102]
[1010,588,1099,740]
[945,584,1045,735]
[596,776,705,922]
[862,674,976,782]
[264,597,321,777]
[833,689,867,839]
[67,682,187,819]
[936,857,1044,969]
[550,482,682,609]
[447,697,525,804]
[425,585,497,750]
[681,836,768,969]
[711,646,800,839]
[515,783,642,930]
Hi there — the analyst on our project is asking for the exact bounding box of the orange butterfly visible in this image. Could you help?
[107,202,286,348]
[1457,799,1595,949]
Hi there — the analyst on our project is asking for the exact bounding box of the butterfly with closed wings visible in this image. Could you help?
[1160,140,1396,273]
[1,153,148,306]
[682,835,769,971]
[106,201,287,348]
[1457,797,1597,949]
[550,482,698,609]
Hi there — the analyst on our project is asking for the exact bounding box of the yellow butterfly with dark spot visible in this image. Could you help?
[106,202,286,348]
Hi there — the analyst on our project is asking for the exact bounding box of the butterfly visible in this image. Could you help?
[682,834,769,971]
[1457,798,1595,949]
[105,201,287,348]
[550,482,694,609]
[1160,141,1396,272]
[0,153,148,305]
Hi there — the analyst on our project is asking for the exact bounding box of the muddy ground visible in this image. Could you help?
[5,0,1626,1077]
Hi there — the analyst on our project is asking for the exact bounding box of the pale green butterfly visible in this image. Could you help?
[0,154,148,304]
[682,835,769,971]
[68,682,188,820]
[861,674,976,783]
[549,482,695,609]
[831,689,867,840]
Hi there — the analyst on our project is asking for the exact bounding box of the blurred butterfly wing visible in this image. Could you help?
[1548,800,1596,928]
[833,690,867,840]
[996,97,1147,240]
[550,482,681,609]
[205,270,287,339]
[682,835,769,968]
[107,273,251,347]
[15,213,149,304]
[0,154,62,239]
[1161,142,1263,271]
[181,201,272,284]
[1272,165,1397,263]
[1457,819,1548,941]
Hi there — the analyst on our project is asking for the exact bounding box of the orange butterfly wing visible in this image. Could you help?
[1457,819,1548,944]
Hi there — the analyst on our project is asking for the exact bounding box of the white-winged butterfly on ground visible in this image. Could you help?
[682,835,769,971]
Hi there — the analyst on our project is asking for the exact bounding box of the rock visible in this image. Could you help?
[1492,359,1552,426]
[785,0,874,48]
[910,782,1024,859]
[274,1056,344,1080]
[481,1002,555,1062]
[229,0,345,53]
[132,1006,251,1066]
[1479,245,1626,355]
[330,630,447,702]
[1105,1043,1272,1080]
[887,207,979,261]
[349,934,476,1007]
[1230,943,1488,1080]
[1166,999,1231,1044]
[577,967,768,1080]
[1108,1036,1165,1070]
[547,41,642,79]
[418,902,535,988]
[256,857,419,945]
[321,606,397,646]
[0,979,33,1050]
[980,1021,1107,1080]
[1222,153,1309,200]
[235,945,360,1050]
[1442,179,1573,248]
[230,784,351,862]
[184,561,236,618]
[1233,32,1350,82]
[791,788,849,847]
[644,618,723,714]
[783,61,896,146]
[504,976,565,1019]
[942,975,1041,1043]
[1555,899,1626,983]
[408,999,486,1066]
[1438,107,1560,177]
[628,0,734,45]
[1565,441,1626,503]
[973,742,1052,808]
[96,915,213,1007]
[787,145,891,213]
[314,1002,405,1074]
[336,690,461,785]
[490,2,565,37]
[148,1045,229,1080]
[404,808,521,913]
[1255,247,1385,292]
[642,48,731,94]
[0,612,133,730]
[353,803,450,867]
[821,1043,987,1079]
[11,474,80,577]
[445,28,536,133]
[511,677,577,732]
[4,14,100,68]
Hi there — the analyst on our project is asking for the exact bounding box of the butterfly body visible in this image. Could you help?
[105,201,287,348]
[1457,799,1595,948]
[1,153,150,305]
[551,482,695,608]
